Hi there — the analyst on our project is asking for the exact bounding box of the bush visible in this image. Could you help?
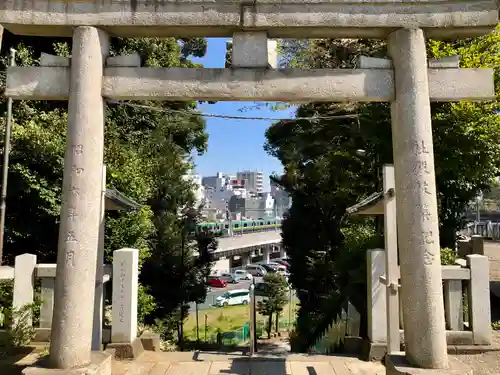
[440,247,457,265]
[0,280,14,329]
[0,299,41,349]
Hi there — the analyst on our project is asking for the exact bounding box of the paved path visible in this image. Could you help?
[112,351,386,375]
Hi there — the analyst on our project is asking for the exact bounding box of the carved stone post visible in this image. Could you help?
[388,28,448,369]
[50,26,109,369]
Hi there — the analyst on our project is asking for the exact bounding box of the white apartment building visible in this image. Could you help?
[201,172,248,219]
[200,170,276,219]
[182,172,206,208]
[236,170,264,193]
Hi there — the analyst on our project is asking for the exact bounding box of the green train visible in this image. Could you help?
[195,218,282,237]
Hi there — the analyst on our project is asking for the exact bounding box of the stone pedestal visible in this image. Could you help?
[49,26,109,369]
[388,28,448,368]
[23,352,111,375]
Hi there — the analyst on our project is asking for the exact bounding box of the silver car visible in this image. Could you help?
[233,269,253,281]
[219,272,239,284]
[244,264,267,277]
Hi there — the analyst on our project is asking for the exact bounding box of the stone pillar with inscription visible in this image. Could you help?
[50,26,109,369]
[107,248,142,359]
[111,248,139,344]
[388,28,448,369]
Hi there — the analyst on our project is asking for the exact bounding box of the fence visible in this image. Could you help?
[462,221,500,240]
[367,249,492,350]
[0,248,139,347]
[312,302,361,354]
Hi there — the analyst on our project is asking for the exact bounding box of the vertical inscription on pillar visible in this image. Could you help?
[65,231,77,267]
[72,144,84,155]
[412,139,437,267]
[69,186,80,196]
[416,204,431,221]
[119,260,126,323]
[64,144,85,268]
[72,165,85,176]
[413,140,429,155]
[412,160,430,175]
[416,180,431,195]
[423,249,435,266]
[421,231,435,245]
[68,208,78,220]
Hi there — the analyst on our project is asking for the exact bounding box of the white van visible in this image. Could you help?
[215,289,250,307]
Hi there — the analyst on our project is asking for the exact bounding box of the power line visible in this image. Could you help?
[106,100,358,122]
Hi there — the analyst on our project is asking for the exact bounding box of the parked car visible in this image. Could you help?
[260,263,278,273]
[253,281,270,297]
[244,264,267,277]
[215,289,250,307]
[274,259,290,268]
[219,272,239,284]
[233,269,253,281]
[207,276,228,288]
[267,262,287,273]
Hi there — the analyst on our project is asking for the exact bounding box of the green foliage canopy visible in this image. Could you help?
[0,33,214,336]
[268,27,500,351]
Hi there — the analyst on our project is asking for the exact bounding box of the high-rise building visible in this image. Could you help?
[236,170,264,193]
[228,193,275,219]
[270,179,291,217]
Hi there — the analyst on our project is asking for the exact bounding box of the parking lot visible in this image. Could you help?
[188,278,262,311]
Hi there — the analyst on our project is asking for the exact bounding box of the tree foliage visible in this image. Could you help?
[268,27,500,351]
[256,273,289,338]
[0,32,214,336]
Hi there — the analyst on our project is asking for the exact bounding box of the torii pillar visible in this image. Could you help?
[49,26,109,369]
[389,28,447,368]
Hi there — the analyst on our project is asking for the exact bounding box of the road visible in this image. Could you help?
[188,279,261,312]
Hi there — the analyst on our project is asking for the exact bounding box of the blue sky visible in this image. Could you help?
[191,38,295,191]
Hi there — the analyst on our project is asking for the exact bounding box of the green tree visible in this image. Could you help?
[0,32,214,336]
[267,27,500,351]
[256,273,288,338]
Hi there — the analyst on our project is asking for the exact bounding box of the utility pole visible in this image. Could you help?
[0,48,17,265]
[195,302,200,345]
[249,283,255,357]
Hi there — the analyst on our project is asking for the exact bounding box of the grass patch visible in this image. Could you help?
[184,302,298,342]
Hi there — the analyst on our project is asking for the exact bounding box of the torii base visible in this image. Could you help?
[386,353,472,375]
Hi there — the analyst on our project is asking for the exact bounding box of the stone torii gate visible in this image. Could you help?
[0,1,497,374]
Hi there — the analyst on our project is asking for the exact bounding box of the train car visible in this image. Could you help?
[195,217,282,237]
